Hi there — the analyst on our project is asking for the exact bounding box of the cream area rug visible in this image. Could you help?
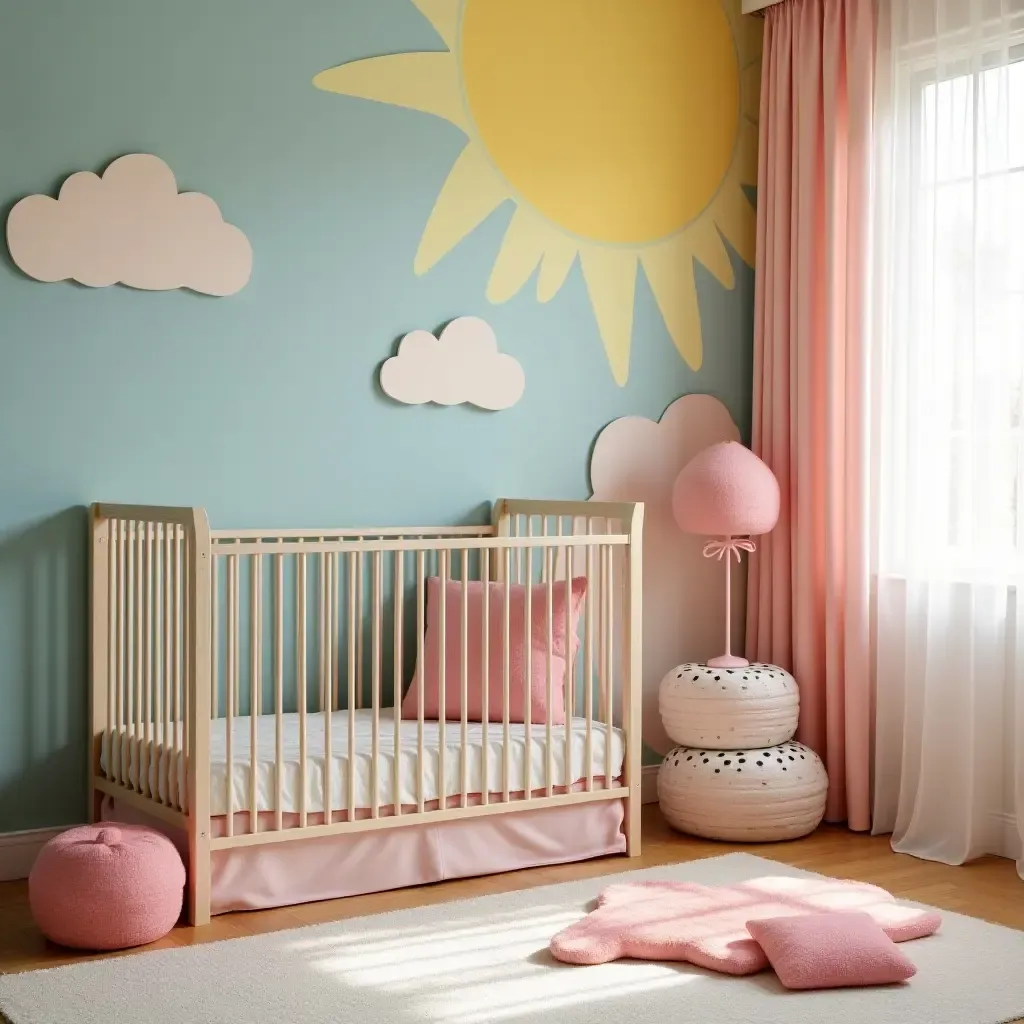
[2,853,1023,1024]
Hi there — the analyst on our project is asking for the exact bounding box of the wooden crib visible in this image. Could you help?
[88,498,643,925]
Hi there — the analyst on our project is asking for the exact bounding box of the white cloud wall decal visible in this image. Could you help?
[6,154,252,296]
[590,393,742,757]
[380,316,525,411]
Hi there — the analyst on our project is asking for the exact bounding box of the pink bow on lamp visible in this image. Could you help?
[672,442,780,669]
[702,538,756,561]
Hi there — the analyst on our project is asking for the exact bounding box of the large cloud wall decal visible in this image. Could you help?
[6,154,252,296]
[380,316,525,411]
[590,393,742,757]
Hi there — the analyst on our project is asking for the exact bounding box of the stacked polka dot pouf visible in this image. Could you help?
[656,663,828,842]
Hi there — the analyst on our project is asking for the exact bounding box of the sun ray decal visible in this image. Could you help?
[315,0,761,384]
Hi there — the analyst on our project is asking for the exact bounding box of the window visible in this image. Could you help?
[881,40,1024,578]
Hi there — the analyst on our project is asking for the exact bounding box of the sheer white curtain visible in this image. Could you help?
[872,0,1024,878]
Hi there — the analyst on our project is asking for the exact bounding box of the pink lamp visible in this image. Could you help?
[671,441,780,669]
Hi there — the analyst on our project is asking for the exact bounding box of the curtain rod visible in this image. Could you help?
[741,0,779,13]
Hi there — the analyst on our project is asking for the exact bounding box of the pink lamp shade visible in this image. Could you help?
[671,441,780,537]
[671,442,780,669]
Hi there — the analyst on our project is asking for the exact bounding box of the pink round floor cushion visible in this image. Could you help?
[550,876,941,973]
[29,824,185,950]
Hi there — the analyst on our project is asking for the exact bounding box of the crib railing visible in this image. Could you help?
[90,498,642,926]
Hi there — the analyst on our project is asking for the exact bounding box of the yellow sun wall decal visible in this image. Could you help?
[314,0,761,385]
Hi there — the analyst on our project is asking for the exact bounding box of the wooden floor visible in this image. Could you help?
[2,806,1022,979]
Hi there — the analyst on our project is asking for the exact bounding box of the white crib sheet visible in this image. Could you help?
[101,710,626,817]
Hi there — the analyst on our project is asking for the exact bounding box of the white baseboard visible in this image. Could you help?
[0,827,70,882]
[642,764,660,804]
[995,812,1021,861]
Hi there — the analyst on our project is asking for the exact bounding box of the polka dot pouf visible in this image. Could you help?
[657,662,828,843]
[657,740,828,842]
[658,662,799,749]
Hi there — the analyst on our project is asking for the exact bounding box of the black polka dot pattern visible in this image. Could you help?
[659,662,800,751]
[660,741,823,782]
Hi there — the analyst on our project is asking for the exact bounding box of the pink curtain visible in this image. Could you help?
[745,0,875,831]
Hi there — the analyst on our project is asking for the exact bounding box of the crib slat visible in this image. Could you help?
[480,548,490,807]
[275,550,284,832]
[324,551,333,827]
[225,553,237,836]
[516,516,524,584]
[151,520,161,798]
[171,526,182,809]
[604,543,614,789]
[585,542,594,792]
[460,550,469,808]
[250,553,261,834]
[331,552,339,713]
[356,546,364,710]
[298,545,308,828]
[152,522,163,802]
[151,527,161,798]
[371,550,382,818]
[523,545,532,799]
[161,525,171,803]
[546,547,554,799]
[540,518,548,582]
[126,521,135,790]
[319,545,327,717]
[102,520,114,786]
[502,548,511,803]
[134,522,143,794]
[416,551,426,814]
[558,518,569,720]
[143,523,153,800]
[437,549,448,809]
[347,551,358,822]
[182,529,191,816]
[233,549,241,717]
[212,551,219,725]
[564,543,574,798]
[318,545,327,826]
[203,536,214,770]
[111,520,122,786]
[597,539,607,723]
[150,524,160,796]
[393,552,404,818]
[114,520,126,782]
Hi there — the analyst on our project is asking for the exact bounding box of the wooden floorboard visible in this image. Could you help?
[1,807,1021,982]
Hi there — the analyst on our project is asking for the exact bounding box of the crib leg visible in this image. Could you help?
[90,784,104,825]
[189,838,212,926]
[626,790,643,857]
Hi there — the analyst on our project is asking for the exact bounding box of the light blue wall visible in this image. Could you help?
[0,0,753,831]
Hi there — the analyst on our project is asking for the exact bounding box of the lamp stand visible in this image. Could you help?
[703,534,756,670]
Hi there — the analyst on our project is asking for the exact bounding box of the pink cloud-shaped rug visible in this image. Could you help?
[550,876,942,975]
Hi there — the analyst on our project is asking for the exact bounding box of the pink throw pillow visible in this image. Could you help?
[401,576,587,725]
[746,911,918,990]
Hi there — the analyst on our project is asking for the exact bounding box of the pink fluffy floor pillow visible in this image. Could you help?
[29,824,185,950]
[550,877,941,974]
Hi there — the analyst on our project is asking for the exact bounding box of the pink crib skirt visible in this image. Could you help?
[101,796,626,915]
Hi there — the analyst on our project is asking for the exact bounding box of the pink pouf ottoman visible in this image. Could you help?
[29,824,185,950]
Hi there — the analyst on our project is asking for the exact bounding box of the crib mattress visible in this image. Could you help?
[101,710,625,818]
